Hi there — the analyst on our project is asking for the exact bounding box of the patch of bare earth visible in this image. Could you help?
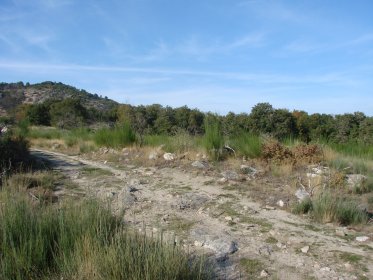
[31,148,373,280]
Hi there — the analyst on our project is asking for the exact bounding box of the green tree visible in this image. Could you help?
[49,98,87,129]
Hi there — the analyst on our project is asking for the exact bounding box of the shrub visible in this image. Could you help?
[0,134,29,174]
[262,140,293,164]
[203,116,223,161]
[292,144,322,163]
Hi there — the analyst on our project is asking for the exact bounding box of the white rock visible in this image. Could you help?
[148,151,159,160]
[355,236,369,242]
[301,245,310,253]
[260,270,269,278]
[225,216,233,221]
[335,228,347,237]
[163,153,176,161]
[320,267,331,272]
[276,200,284,207]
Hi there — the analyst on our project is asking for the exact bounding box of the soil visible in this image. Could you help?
[30,148,373,280]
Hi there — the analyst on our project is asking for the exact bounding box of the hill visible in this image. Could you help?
[0,81,118,116]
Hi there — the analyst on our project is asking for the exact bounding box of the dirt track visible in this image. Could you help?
[30,148,373,280]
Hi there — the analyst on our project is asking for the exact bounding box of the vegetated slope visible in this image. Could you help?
[0,81,118,116]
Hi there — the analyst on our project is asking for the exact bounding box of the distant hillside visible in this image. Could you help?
[0,81,118,116]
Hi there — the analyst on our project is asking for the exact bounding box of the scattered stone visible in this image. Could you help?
[163,153,176,161]
[301,245,310,253]
[218,177,228,184]
[259,245,273,256]
[191,160,209,169]
[148,151,159,160]
[346,174,367,188]
[320,267,331,272]
[104,160,107,164]
[335,228,347,237]
[355,236,369,242]
[260,269,269,278]
[221,170,240,181]
[295,188,310,202]
[263,205,276,210]
[194,240,204,247]
[240,165,257,175]
[276,242,287,249]
[276,200,285,207]
[225,216,233,221]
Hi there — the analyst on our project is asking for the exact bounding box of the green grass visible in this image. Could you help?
[293,192,368,225]
[227,133,262,159]
[292,197,313,214]
[202,117,223,161]
[94,123,136,148]
[0,183,212,280]
[312,192,367,225]
[326,141,373,160]
[239,258,264,279]
[143,131,200,153]
[329,157,369,175]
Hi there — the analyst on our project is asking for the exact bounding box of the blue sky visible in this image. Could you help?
[1,0,373,115]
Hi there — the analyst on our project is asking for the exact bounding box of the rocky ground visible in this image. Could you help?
[30,148,373,280]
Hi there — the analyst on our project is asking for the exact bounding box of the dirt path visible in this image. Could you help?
[31,148,373,280]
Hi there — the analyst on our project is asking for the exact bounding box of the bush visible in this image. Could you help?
[94,123,136,148]
[262,140,293,164]
[0,134,29,174]
[292,144,322,163]
[203,116,223,161]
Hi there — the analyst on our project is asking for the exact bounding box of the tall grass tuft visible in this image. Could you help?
[203,116,223,161]
[312,192,367,225]
[94,123,136,148]
[0,188,212,279]
[227,133,262,159]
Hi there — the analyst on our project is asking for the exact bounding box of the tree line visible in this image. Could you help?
[12,99,373,145]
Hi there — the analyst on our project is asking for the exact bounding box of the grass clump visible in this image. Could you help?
[312,192,367,225]
[203,116,223,161]
[292,197,313,214]
[239,258,264,279]
[0,186,211,279]
[227,133,262,159]
[94,123,136,148]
